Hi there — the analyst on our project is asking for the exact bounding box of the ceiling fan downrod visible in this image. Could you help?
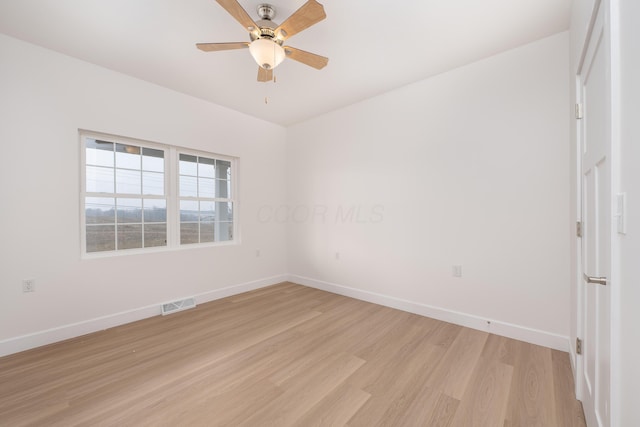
[256,4,276,21]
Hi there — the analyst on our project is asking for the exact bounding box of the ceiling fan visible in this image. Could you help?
[196,0,328,82]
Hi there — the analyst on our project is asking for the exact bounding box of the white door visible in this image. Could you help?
[579,3,611,426]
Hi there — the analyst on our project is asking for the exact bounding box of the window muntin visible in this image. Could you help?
[178,154,234,245]
[84,137,167,253]
[81,133,236,256]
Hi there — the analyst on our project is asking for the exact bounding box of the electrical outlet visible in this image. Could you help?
[22,279,35,293]
[256,249,261,257]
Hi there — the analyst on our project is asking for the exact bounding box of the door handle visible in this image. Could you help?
[583,273,607,286]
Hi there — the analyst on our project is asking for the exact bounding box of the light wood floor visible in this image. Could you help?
[0,282,586,426]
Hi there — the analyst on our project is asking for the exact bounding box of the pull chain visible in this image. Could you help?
[264,71,276,105]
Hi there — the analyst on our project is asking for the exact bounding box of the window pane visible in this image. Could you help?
[179,175,197,197]
[180,200,199,222]
[142,148,164,172]
[201,221,214,243]
[216,160,231,180]
[84,137,235,253]
[86,166,114,193]
[216,179,230,198]
[179,154,198,176]
[86,139,113,151]
[143,171,164,195]
[116,169,141,194]
[199,177,215,198]
[200,201,215,222]
[198,157,215,178]
[216,201,233,222]
[144,223,167,247]
[217,222,233,242]
[86,140,114,167]
[115,144,141,170]
[180,223,199,245]
[117,198,142,223]
[144,199,166,222]
[86,225,115,252]
[117,224,142,250]
[86,197,115,224]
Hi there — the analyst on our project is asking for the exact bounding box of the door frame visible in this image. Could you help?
[573,0,622,425]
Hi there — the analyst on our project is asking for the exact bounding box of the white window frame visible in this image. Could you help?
[176,148,236,247]
[80,130,238,258]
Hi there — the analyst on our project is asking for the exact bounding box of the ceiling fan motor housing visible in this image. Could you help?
[250,4,283,44]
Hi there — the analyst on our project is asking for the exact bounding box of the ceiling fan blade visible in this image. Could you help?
[196,42,249,52]
[257,67,273,82]
[275,0,326,40]
[215,0,260,35]
[284,47,328,70]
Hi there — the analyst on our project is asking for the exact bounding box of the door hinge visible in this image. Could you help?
[575,103,583,119]
[576,221,583,238]
[576,337,583,355]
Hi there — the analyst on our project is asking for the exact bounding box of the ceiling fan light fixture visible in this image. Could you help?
[197,0,328,81]
[249,38,285,70]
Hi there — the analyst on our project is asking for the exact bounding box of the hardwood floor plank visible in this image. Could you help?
[67,308,321,400]
[267,303,393,388]
[0,283,585,426]
[482,334,519,366]
[347,344,447,426]
[0,284,319,403]
[111,378,282,427]
[375,387,458,427]
[449,355,514,426]
[334,307,415,357]
[292,383,371,427]
[235,352,365,426]
[426,392,461,426]
[354,312,438,362]
[16,307,321,425]
[551,349,587,427]
[504,341,558,427]
[425,327,489,399]
[347,315,440,394]
[430,320,463,349]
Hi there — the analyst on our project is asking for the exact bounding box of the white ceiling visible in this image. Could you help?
[0,0,570,126]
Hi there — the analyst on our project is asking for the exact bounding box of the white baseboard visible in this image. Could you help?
[1,274,569,357]
[289,274,569,352]
[0,275,288,358]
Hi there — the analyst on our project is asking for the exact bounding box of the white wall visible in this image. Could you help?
[0,34,288,355]
[0,30,576,358]
[286,32,570,347]
[618,0,640,424]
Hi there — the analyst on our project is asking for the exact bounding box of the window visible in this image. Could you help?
[178,154,234,244]
[81,132,236,256]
